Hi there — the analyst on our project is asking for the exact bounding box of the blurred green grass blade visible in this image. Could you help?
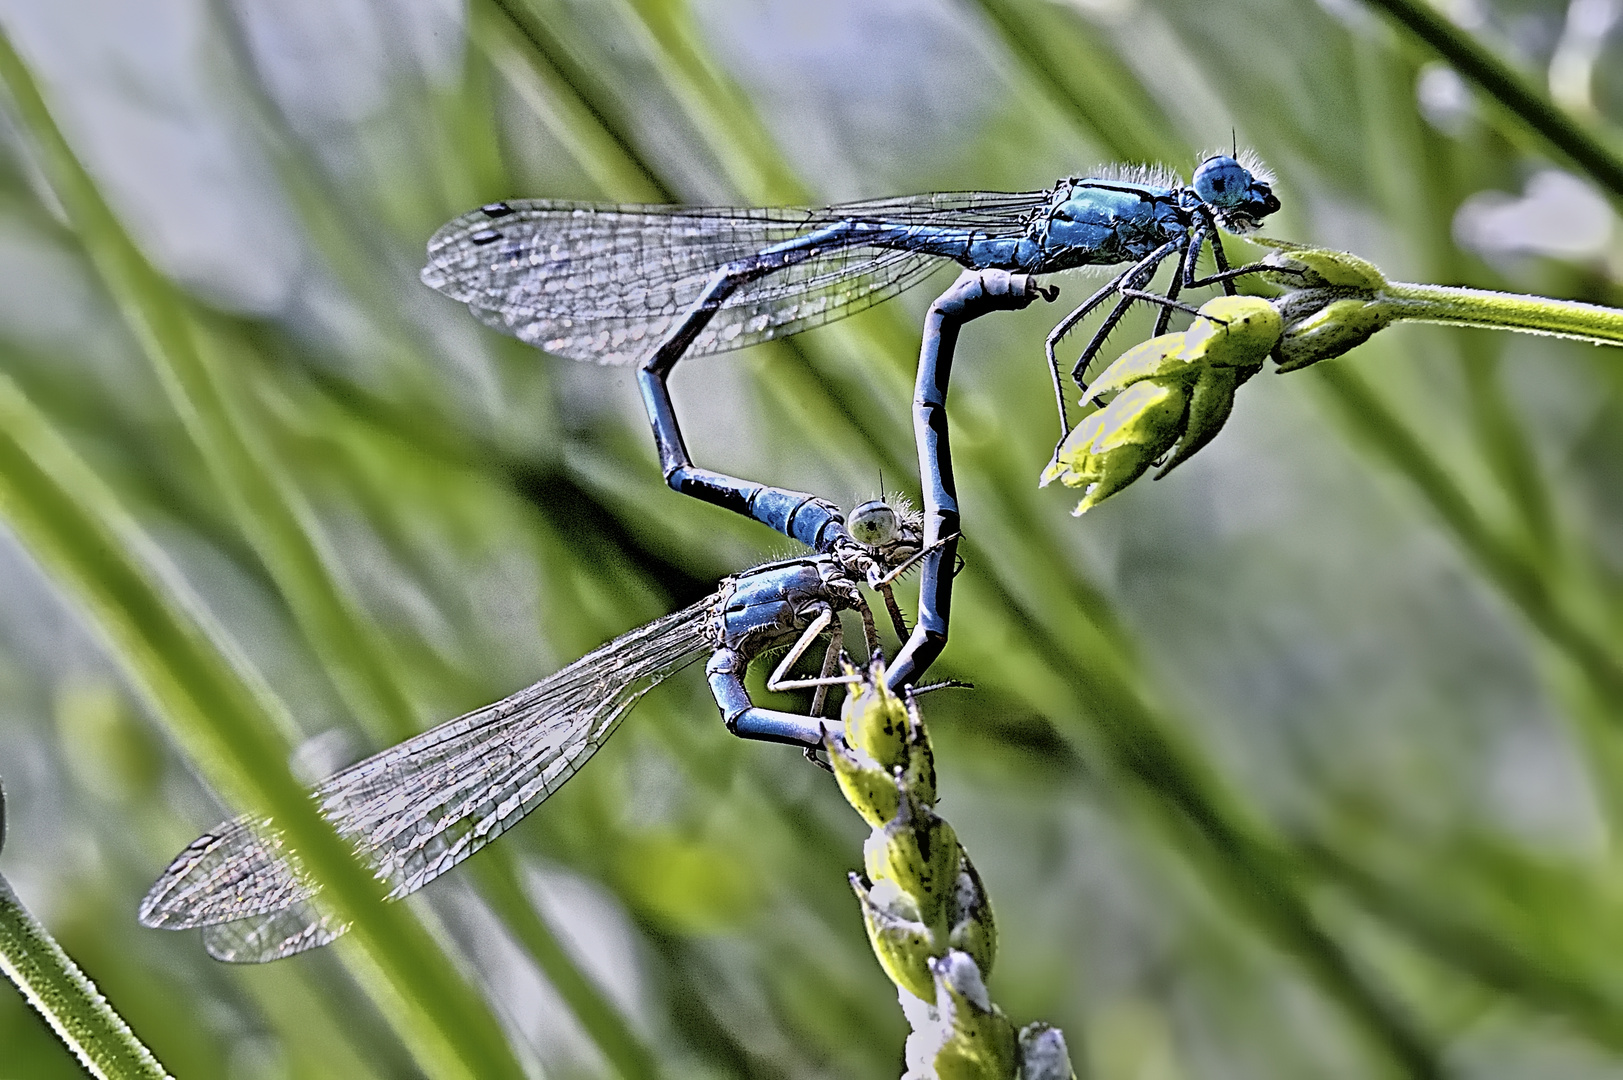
[181,327,423,742]
[620,0,807,202]
[1351,33,1573,647]
[1359,0,1623,203]
[158,26,668,1067]
[0,363,524,1080]
[0,869,173,1080]
[467,857,660,1080]
[1309,362,1623,702]
[1302,839,1623,1052]
[0,33,528,1080]
[969,0,1188,165]
[481,0,672,202]
[0,22,421,753]
[945,538,1446,1080]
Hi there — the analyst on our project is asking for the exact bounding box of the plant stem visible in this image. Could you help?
[1381,282,1623,346]
[0,781,173,1080]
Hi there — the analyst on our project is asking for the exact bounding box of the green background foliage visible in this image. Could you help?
[1,0,1622,1076]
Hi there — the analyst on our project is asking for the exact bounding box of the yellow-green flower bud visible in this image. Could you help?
[827,733,902,830]
[927,951,1019,1080]
[851,873,938,1002]
[842,670,910,768]
[1274,294,1397,372]
[1260,242,1387,290]
[864,790,960,931]
[1042,380,1187,513]
[946,854,996,977]
[1042,295,1283,513]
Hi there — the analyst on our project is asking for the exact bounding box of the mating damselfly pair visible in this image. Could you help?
[142,153,1281,960]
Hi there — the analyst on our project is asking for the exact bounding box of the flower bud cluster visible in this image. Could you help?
[1039,244,1431,513]
[828,668,1076,1080]
[1041,296,1281,514]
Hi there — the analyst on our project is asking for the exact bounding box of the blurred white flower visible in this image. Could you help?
[1454,168,1616,262]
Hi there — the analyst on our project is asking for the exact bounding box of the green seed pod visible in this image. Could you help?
[842,671,911,769]
[900,705,938,810]
[864,789,960,931]
[1274,294,1397,372]
[1155,364,1244,479]
[947,851,996,978]
[928,951,1020,1080]
[1184,295,1283,370]
[1042,295,1283,512]
[850,873,938,1002]
[1260,242,1388,290]
[827,731,901,830]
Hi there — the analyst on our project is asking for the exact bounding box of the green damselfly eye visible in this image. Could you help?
[847,500,899,547]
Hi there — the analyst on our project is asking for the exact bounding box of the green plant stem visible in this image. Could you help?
[1358,0,1623,202]
[1381,282,1623,346]
[0,873,173,1080]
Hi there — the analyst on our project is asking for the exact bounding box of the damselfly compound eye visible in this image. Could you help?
[848,500,899,547]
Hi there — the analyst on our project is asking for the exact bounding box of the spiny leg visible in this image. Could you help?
[878,584,911,642]
[1183,216,1294,292]
[1067,241,1189,400]
[1050,238,1184,407]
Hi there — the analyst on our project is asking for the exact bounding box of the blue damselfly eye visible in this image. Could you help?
[848,500,899,547]
[1192,155,1280,231]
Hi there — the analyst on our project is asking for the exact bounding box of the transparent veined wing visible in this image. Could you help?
[420,190,1052,365]
[141,598,715,963]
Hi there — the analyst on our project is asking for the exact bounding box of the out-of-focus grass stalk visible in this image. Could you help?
[1310,362,1623,693]
[0,360,525,1080]
[1358,0,1623,202]
[474,0,669,202]
[198,11,666,1071]
[0,32,528,1080]
[3,33,418,757]
[0,784,174,1080]
[1300,839,1623,1051]
[0,358,526,1080]
[969,0,1186,165]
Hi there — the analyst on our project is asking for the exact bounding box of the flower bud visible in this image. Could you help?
[926,951,1019,1080]
[1274,294,1396,372]
[1042,380,1187,513]
[1261,243,1387,290]
[851,873,938,1001]
[864,790,960,930]
[947,854,996,977]
[1042,296,1281,513]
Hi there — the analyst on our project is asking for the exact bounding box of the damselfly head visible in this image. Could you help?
[847,497,923,572]
[848,499,899,547]
[1192,154,1280,233]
